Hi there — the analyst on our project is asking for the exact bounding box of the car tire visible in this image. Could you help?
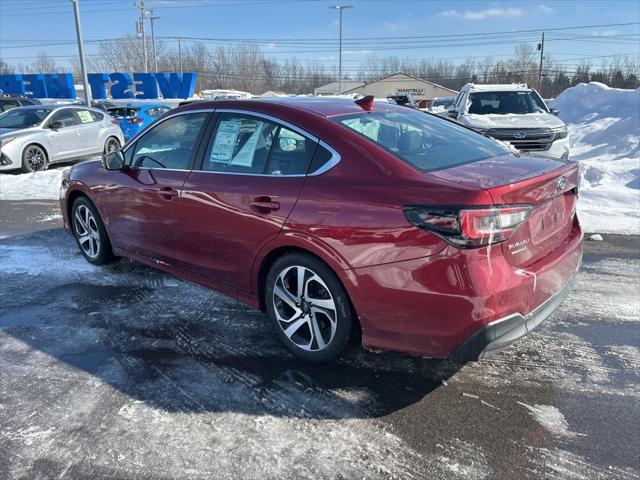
[104,137,121,154]
[21,144,48,173]
[71,196,116,265]
[265,252,354,363]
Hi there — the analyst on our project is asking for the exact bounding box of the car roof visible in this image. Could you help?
[463,83,533,92]
[178,96,406,118]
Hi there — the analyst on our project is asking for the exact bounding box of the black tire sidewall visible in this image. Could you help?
[265,253,353,363]
[71,197,114,265]
[21,145,48,173]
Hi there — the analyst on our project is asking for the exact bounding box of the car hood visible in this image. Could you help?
[0,127,21,137]
[0,126,41,137]
[461,113,565,130]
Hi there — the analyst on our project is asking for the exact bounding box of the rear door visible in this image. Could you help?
[177,111,317,292]
[101,111,210,263]
[75,108,105,155]
[46,108,83,160]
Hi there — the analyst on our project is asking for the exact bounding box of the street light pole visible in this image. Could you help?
[329,5,352,95]
[70,0,90,106]
[149,10,160,73]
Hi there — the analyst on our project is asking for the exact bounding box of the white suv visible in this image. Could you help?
[448,83,569,159]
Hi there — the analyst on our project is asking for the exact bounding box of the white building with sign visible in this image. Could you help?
[341,72,457,108]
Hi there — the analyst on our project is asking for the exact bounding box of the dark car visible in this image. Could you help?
[60,96,583,363]
[0,95,41,113]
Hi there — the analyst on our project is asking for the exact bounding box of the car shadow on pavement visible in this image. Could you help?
[0,228,461,420]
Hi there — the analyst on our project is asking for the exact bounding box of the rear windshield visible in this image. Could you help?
[333,109,508,172]
[108,107,139,118]
[468,91,548,115]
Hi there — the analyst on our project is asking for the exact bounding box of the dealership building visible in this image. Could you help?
[341,72,458,108]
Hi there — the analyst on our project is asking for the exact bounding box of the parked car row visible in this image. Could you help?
[60,95,582,363]
[0,101,172,172]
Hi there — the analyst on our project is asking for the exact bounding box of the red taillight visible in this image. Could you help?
[129,117,143,124]
[404,205,532,248]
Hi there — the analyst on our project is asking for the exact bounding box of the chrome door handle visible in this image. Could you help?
[157,187,179,200]
[250,196,280,212]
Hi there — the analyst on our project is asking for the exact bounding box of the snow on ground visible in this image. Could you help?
[551,82,640,234]
[0,168,66,201]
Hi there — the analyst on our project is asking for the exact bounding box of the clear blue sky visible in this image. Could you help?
[1,0,639,74]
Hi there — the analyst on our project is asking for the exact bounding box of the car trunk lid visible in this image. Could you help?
[430,154,579,267]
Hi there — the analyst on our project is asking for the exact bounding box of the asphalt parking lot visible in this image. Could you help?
[1,199,639,480]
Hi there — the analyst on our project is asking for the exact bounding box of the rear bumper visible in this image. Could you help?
[448,267,578,362]
[344,217,583,359]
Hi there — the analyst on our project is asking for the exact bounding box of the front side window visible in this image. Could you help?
[334,109,509,172]
[467,91,549,115]
[50,109,80,128]
[130,113,207,170]
[0,108,50,128]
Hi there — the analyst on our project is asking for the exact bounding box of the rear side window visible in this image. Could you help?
[334,109,508,172]
[77,109,98,123]
[90,110,104,121]
[202,113,316,175]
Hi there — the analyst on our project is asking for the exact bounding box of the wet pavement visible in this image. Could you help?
[0,200,639,479]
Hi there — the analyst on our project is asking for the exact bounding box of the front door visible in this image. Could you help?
[101,111,209,263]
[178,111,317,293]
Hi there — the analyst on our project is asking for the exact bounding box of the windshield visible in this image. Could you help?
[108,107,139,118]
[431,98,453,108]
[0,108,51,129]
[468,91,548,115]
[334,109,509,172]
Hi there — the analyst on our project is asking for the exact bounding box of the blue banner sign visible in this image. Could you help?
[0,72,197,99]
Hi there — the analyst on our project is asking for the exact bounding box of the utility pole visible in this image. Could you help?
[177,37,183,73]
[537,32,545,91]
[70,0,90,106]
[135,0,148,73]
[329,5,352,95]
[148,8,160,73]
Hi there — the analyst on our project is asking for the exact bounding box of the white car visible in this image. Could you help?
[0,104,124,173]
[447,83,570,159]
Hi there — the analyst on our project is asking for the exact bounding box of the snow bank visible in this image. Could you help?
[0,168,66,201]
[551,82,640,234]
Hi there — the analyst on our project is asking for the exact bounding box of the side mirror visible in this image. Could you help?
[447,108,458,119]
[550,108,560,116]
[103,150,125,171]
[50,121,64,130]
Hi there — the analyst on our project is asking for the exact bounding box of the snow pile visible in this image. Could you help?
[0,168,66,201]
[551,82,640,234]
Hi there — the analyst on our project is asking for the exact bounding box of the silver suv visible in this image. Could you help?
[0,105,124,173]
[448,83,569,159]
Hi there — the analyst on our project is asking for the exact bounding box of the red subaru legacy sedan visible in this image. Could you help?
[60,96,583,363]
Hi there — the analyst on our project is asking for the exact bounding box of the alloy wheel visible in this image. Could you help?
[105,138,120,154]
[24,146,46,171]
[74,205,101,259]
[272,265,337,351]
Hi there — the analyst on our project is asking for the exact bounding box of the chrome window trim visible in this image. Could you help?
[309,140,341,176]
[192,108,341,178]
